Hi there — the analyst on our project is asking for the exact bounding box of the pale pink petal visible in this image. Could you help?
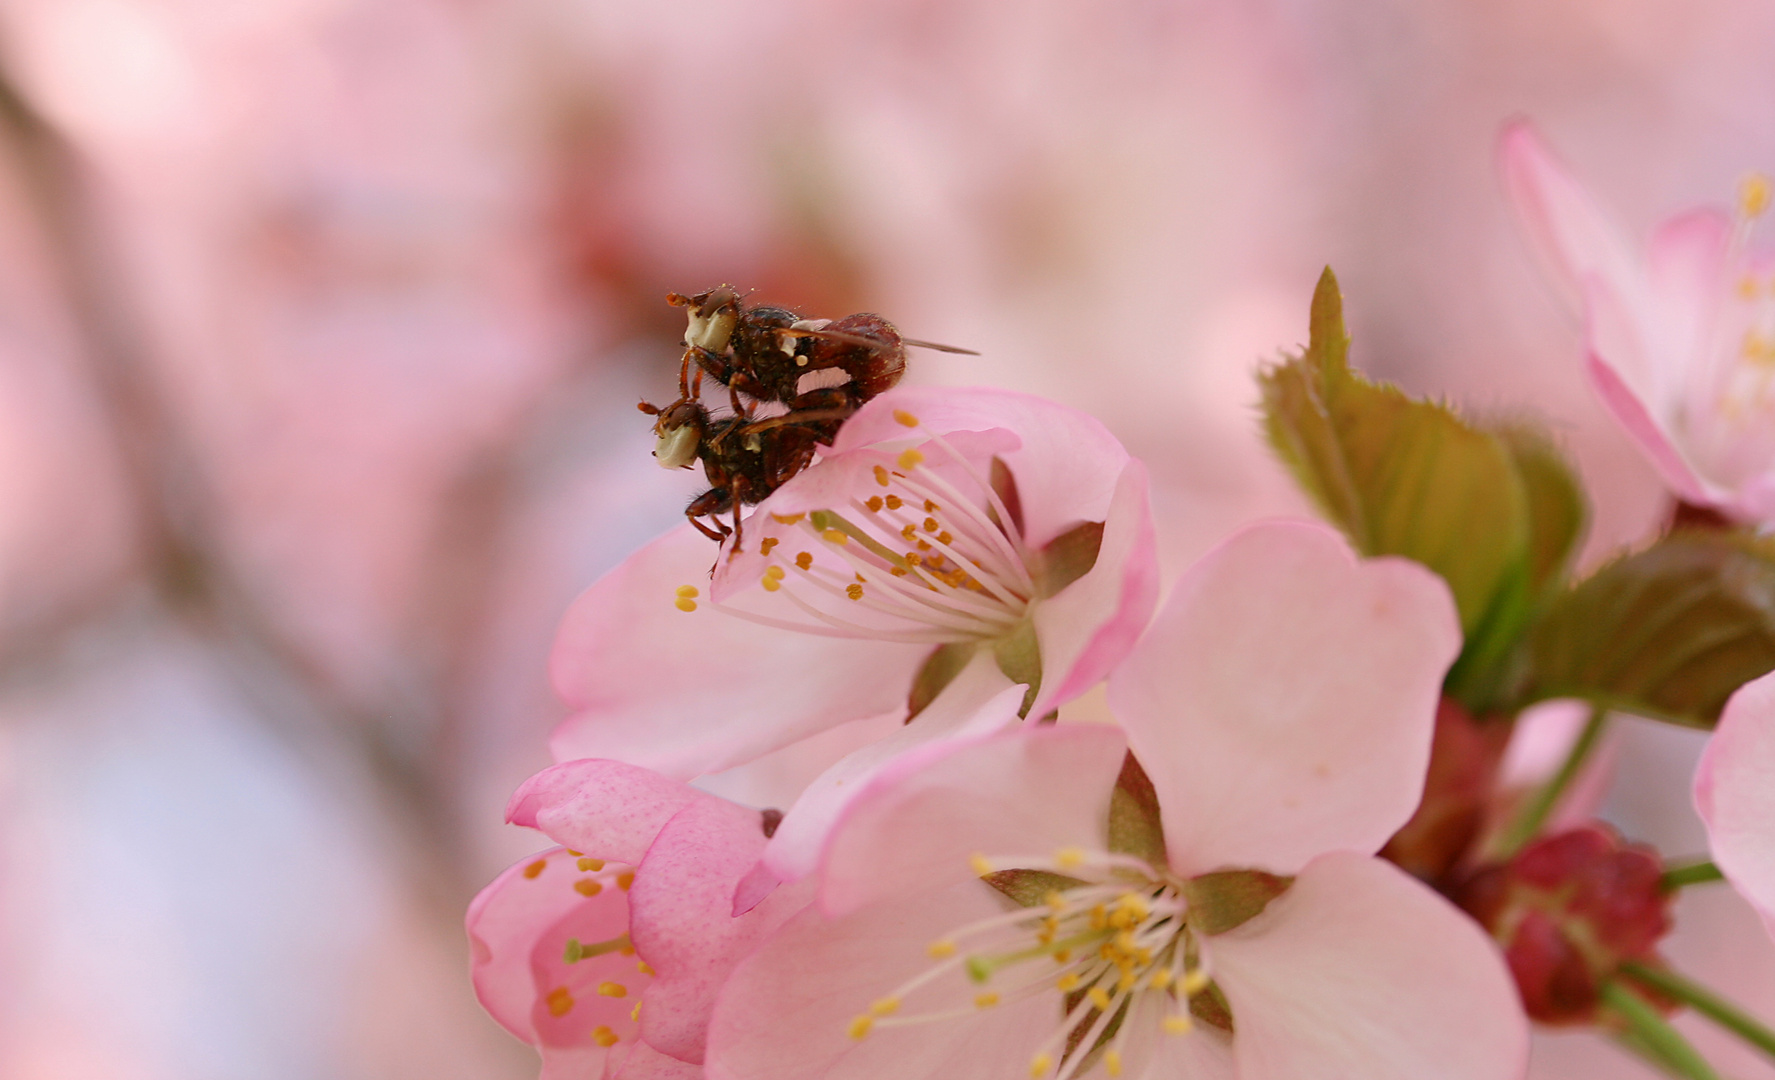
[816,724,1127,917]
[466,847,644,1065]
[507,760,703,865]
[1584,291,1718,505]
[831,386,1131,546]
[628,798,811,1065]
[602,1039,704,1080]
[705,880,1057,1080]
[1499,121,1644,322]
[1129,994,1235,1080]
[1696,670,1775,935]
[549,524,928,778]
[1028,459,1159,715]
[1106,521,1460,876]
[1645,209,1732,387]
[1212,852,1528,1080]
[757,653,1025,891]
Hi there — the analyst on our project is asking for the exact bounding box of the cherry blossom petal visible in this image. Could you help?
[1028,459,1159,715]
[814,724,1127,918]
[1129,994,1235,1080]
[466,847,644,1071]
[1645,209,1732,387]
[603,1040,704,1080]
[549,523,928,778]
[629,796,812,1063]
[1211,852,1528,1080]
[705,879,1057,1080]
[507,759,704,865]
[753,653,1026,896]
[1696,670,1775,935]
[1106,521,1459,876]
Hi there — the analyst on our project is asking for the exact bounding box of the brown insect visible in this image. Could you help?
[643,285,976,551]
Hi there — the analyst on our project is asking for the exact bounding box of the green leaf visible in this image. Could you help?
[1494,424,1588,597]
[1106,752,1166,864]
[906,641,979,722]
[1258,268,1531,642]
[1522,531,1775,728]
[1181,870,1292,935]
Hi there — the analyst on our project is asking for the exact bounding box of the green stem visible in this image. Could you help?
[1660,859,1726,892]
[1621,961,1775,1063]
[1600,980,1721,1080]
[1497,705,1607,856]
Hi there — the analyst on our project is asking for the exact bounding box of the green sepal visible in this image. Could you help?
[1030,520,1105,598]
[1189,981,1235,1033]
[993,619,1042,718]
[989,456,1025,536]
[1106,752,1166,865]
[1520,530,1775,728]
[982,868,1088,907]
[906,641,979,722]
[1181,870,1292,935]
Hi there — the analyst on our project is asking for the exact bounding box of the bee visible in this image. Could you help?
[645,286,976,551]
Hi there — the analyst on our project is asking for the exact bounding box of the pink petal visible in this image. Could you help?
[465,847,645,1063]
[1584,291,1717,506]
[507,759,704,865]
[1127,994,1235,1080]
[1696,671,1775,935]
[1028,459,1160,716]
[602,1040,704,1080]
[629,795,812,1064]
[1212,852,1528,1080]
[757,653,1026,890]
[705,880,1057,1080]
[1499,121,1643,320]
[816,724,1127,918]
[549,523,928,778]
[831,386,1131,546]
[1106,521,1460,876]
[1646,209,1731,382]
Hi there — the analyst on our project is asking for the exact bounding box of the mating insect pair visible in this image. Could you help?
[640,285,974,551]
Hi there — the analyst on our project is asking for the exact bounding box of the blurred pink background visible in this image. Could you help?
[0,2,1772,1077]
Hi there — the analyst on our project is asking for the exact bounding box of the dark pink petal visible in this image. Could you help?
[1028,460,1159,716]
[549,524,927,778]
[507,759,704,865]
[1696,671,1775,935]
[817,724,1127,917]
[467,847,645,1066]
[1107,521,1459,876]
[1212,853,1528,1080]
[705,880,1057,1080]
[630,796,813,1064]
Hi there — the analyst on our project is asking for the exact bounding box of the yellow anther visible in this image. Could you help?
[761,575,781,592]
[1054,848,1086,870]
[893,409,920,428]
[597,982,628,998]
[823,529,848,545]
[868,997,901,1016]
[846,583,865,601]
[890,566,908,576]
[916,539,931,551]
[630,1002,642,1021]
[1029,1052,1053,1078]
[1044,890,1067,912]
[1052,949,1071,964]
[592,1025,620,1048]
[885,494,904,509]
[796,551,813,570]
[865,496,884,512]
[766,565,785,580]
[928,939,958,958]
[975,991,1000,1008]
[1182,969,1211,995]
[1150,968,1176,991]
[523,859,547,879]
[905,552,923,567]
[923,516,940,533]
[1164,1014,1194,1035]
[1116,893,1151,919]
[1115,930,1137,954]
[1104,1050,1124,1077]
[577,857,604,872]
[969,853,994,876]
[898,448,925,470]
[675,598,697,613]
[1118,970,1138,993]
[619,944,635,956]
[675,585,699,599]
[566,849,582,856]
[760,536,779,555]
[617,871,635,891]
[873,465,891,487]
[546,987,574,1017]
[855,573,866,583]
[1056,973,1081,992]
[771,512,806,525]
[636,960,654,975]
[1742,172,1772,218]
[937,531,953,546]
[848,1015,874,1040]
[1086,986,1112,1011]
[574,879,603,897]
[1089,906,1108,931]
[923,499,938,512]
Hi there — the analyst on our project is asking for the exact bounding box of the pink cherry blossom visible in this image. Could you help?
[706,522,1527,1080]
[1694,669,1775,938]
[469,760,809,1076]
[548,384,1157,894]
[1503,120,1775,522]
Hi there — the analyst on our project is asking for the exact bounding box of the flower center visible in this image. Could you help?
[848,848,1213,1080]
[675,411,1038,647]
